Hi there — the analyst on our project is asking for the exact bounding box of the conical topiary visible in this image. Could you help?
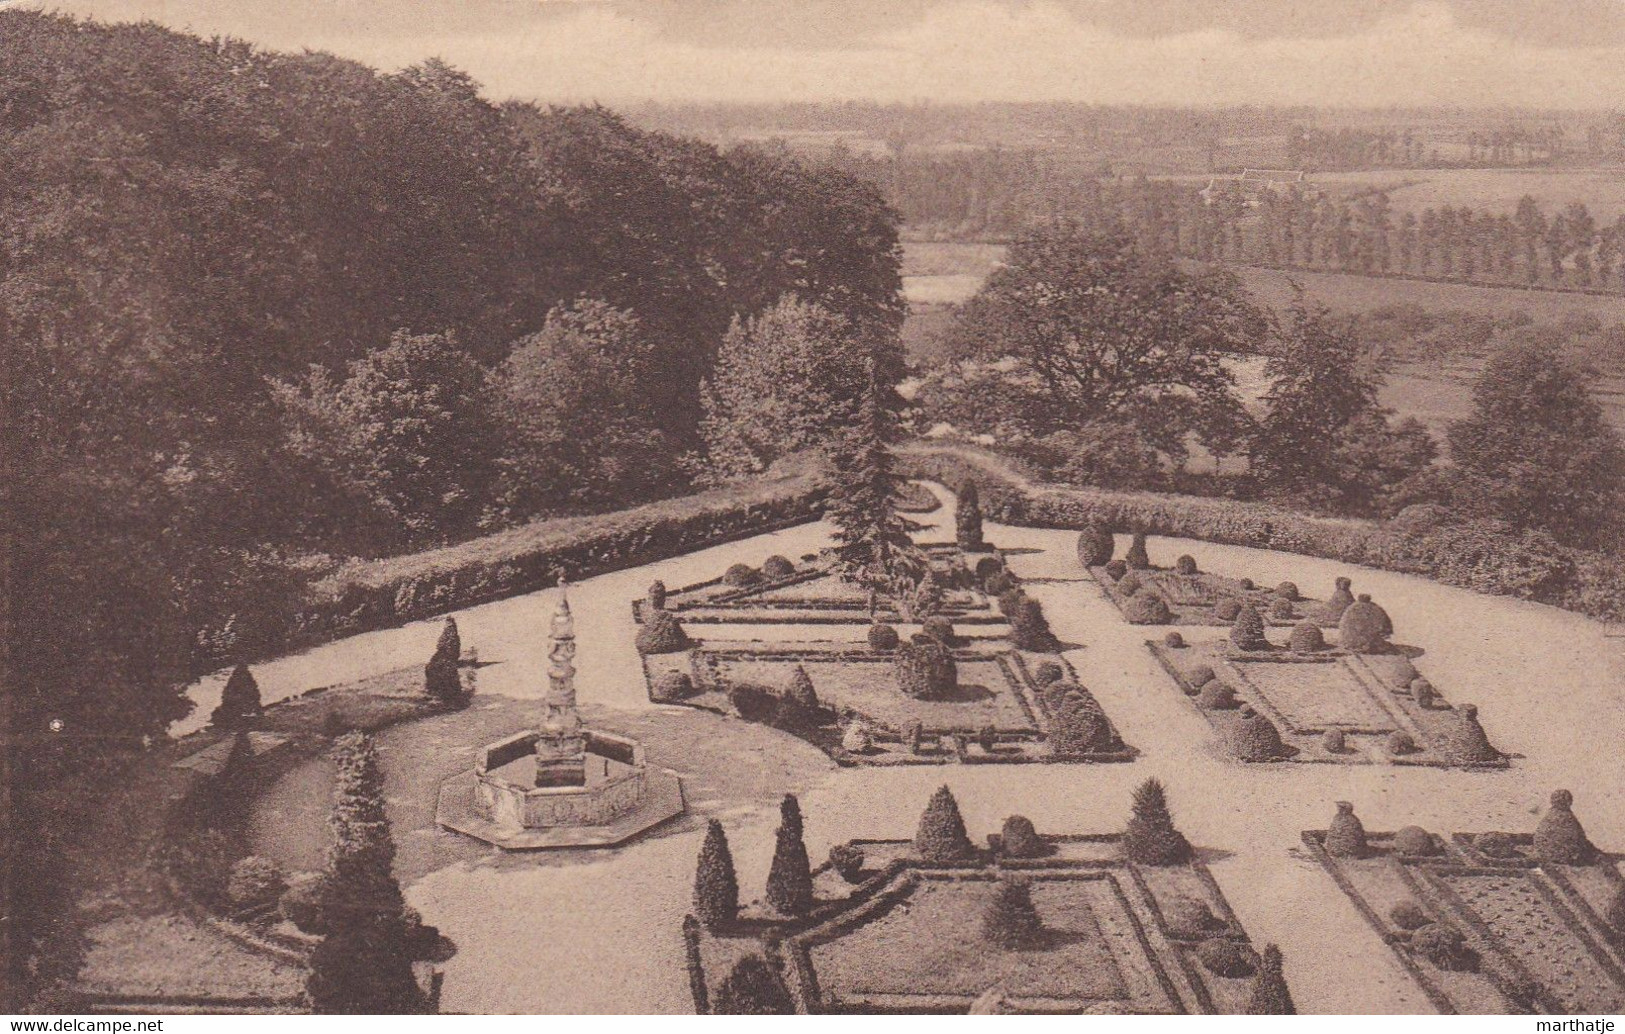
[1244,944,1296,1014]
[1229,706,1288,762]
[1230,603,1268,651]
[766,796,813,916]
[1445,704,1500,765]
[915,785,976,862]
[434,618,461,663]
[1125,531,1151,570]
[211,664,262,727]
[1077,524,1115,568]
[712,954,794,1015]
[1338,595,1393,653]
[1123,778,1191,866]
[956,481,986,551]
[1533,789,1597,865]
[784,666,819,711]
[1000,815,1044,859]
[982,877,1043,949]
[1315,577,1356,626]
[693,819,739,930]
[1324,801,1369,858]
[424,651,463,706]
[636,610,692,654]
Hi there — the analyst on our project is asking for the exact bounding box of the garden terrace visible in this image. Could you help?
[642,640,1132,766]
[1090,563,1330,628]
[1148,638,1506,768]
[687,834,1274,1014]
[1304,825,1625,1014]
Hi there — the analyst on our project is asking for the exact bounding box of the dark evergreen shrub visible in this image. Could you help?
[915,785,976,862]
[323,733,406,928]
[1009,597,1061,651]
[982,877,1043,949]
[306,913,427,1015]
[1077,524,1115,568]
[1213,597,1243,621]
[1229,603,1268,651]
[766,796,813,916]
[974,555,1004,582]
[1244,945,1296,1015]
[646,579,667,610]
[827,843,865,883]
[1000,815,1044,859]
[722,563,761,588]
[956,480,986,552]
[693,819,739,930]
[1104,559,1128,580]
[1164,896,1223,939]
[434,617,461,662]
[922,615,956,645]
[651,671,695,703]
[1387,659,1419,687]
[1324,801,1369,858]
[1386,730,1417,755]
[895,636,957,700]
[1164,631,1185,648]
[1534,789,1596,864]
[1338,595,1393,653]
[1186,663,1217,688]
[1393,825,1438,856]
[1196,937,1256,978]
[1274,581,1299,602]
[1123,778,1191,866]
[1197,680,1239,710]
[636,611,692,654]
[1124,594,1173,624]
[867,622,900,651]
[1051,697,1111,755]
[712,954,794,1015]
[1390,901,1432,931]
[1032,660,1065,686]
[211,664,263,727]
[1288,622,1326,652]
[1175,554,1199,576]
[1410,923,1475,971]
[1268,597,1295,620]
[1229,707,1288,761]
[424,652,463,706]
[761,555,795,580]
[1116,571,1143,597]
[1125,531,1151,570]
[226,856,286,910]
[1040,678,1082,714]
[1321,727,1347,753]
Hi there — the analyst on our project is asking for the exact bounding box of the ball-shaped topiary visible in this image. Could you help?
[1268,597,1295,621]
[867,622,900,651]
[226,856,287,910]
[915,785,977,862]
[651,671,695,703]
[1386,659,1419,688]
[1077,525,1115,568]
[1229,707,1288,762]
[1213,597,1243,622]
[1230,604,1268,651]
[1410,923,1475,971]
[1123,777,1191,866]
[1124,594,1174,625]
[895,636,957,700]
[1175,554,1199,576]
[1000,815,1045,859]
[722,563,761,588]
[1338,595,1393,653]
[1274,581,1300,602]
[1393,825,1439,856]
[922,615,956,646]
[1186,663,1217,689]
[1104,559,1128,580]
[761,555,796,580]
[1032,660,1065,686]
[1534,789,1597,865]
[636,611,692,654]
[1196,937,1257,978]
[1125,531,1151,570]
[1325,801,1369,858]
[983,877,1044,950]
[1288,622,1327,652]
[984,570,1017,596]
[1116,571,1143,597]
[1386,730,1418,755]
[1164,897,1224,939]
[1164,631,1186,648]
[1238,578,1256,591]
[1390,901,1432,931]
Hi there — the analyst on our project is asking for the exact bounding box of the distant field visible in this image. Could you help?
[901,241,1008,362]
[1230,265,1625,323]
[1307,167,1625,221]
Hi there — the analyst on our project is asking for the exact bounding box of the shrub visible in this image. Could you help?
[783,666,819,711]
[1230,707,1288,762]
[761,555,795,580]
[983,570,1017,596]
[211,664,263,728]
[1274,581,1300,601]
[1411,678,1437,708]
[1077,524,1115,567]
[1244,944,1296,1015]
[651,671,695,703]
[1229,604,1268,651]
[1410,923,1475,971]
[1338,595,1393,653]
[977,724,997,752]
[841,720,873,754]
[1475,832,1520,858]
[712,954,794,1015]
[646,579,667,611]
[1325,801,1369,858]
[1032,660,1065,686]
[974,555,1004,583]
[1390,901,1432,931]
[1186,663,1217,688]
[1123,778,1191,866]
[982,877,1043,950]
[895,636,957,700]
[424,652,464,706]
[1009,597,1061,652]
[922,615,956,645]
[1164,631,1185,648]
[1050,696,1112,755]
[434,617,461,663]
[1116,571,1143,597]
[280,872,331,934]
[867,623,900,651]
[1196,937,1256,978]
[766,796,813,917]
[1268,597,1295,620]
[996,587,1027,617]
[1387,659,1419,687]
[827,843,865,883]
[1393,826,1438,856]
[956,481,986,552]
[226,856,287,911]
[693,820,739,931]
[1213,597,1243,621]
[1197,680,1238,710]
[722,563,761,588]
[636,611,692,654]
[1321,727,1347,753]
[306,913,427,1014]
[915,785,976,862]
[1175,554,1199,576]
[1104,559,1128,580]
[1288,622,1326,652]
[1239,578,1255,590]
[1446,704,1499,764]
[1533,789,1596,865]
[1000,816,1044,859]
[1124,594,1173,624]
[1315,576,1355,624]
[1125,531,1151,570]
[1386,730,1418,755]
[1164,896,1224,939]
[1040,679,1082,714]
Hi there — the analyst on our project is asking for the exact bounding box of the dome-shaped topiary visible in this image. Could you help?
[1125,531,1151,570]
[1386,730,1418,755]
[1050,696,1113,756]
[1444,704,1500,765]
[1198,680,1239,710]
[1124,594,1174,625]
[867,622,900,651]
[1315,576,1356,625]
[1116,571,1143,597]
[1000,815,1045,859]
[1230,604,1268,651]
[651,671,695,702]
[895,636,957,700]
[1410,923,1475,971]
[1534,789,1597,865]
[982,877,1044,949]
[1123,777,1191,866]
[712,953,794,1015]
[1325,801,1369,858]
[636,611,693,654]
[1393,826,1438,856]
[915,785,976,862]
[1268,597,1296,621]
[1274,581,1300,602]
[1164,631,1186,648]
[1238,578,1256,591]
[1164,896,1224,939]
[1104,559,1128,580]
[1390,901,1432,931]
[1386,659,1419,688]
[1213,597,1243,621]
[1229,707,1288,761]
[1175,554,1199,576]
[761,555,795,580]
[1321,727,1348,753]
[1032,660,1065,686]
[722,563,761,588]
[1338,595,1393,653]
[1186,663,1217,688]
[1077,525,1115,568]
[1288,622,1326,652]
[974,554,1004,582]
[1196,937,1256,978]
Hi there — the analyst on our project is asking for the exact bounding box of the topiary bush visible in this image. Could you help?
[211,664,263,728]
[1040,678,1083,715]
[651,671,695,703]
[867,622,900,651]
[646,579,667,611]
[1393,825,1438,856]
[1050,695,1113,756]
[984,570,1017,596]
[424,652,464,707]
[1077,524,1115,568]
[1230,603,1268,651]
[1124,593,1174,624]
[722,563,761,588]
[1164,896,1224,939]
[1445,704,1500,764]
[1164,631,1185,648]
[1268,597,1295,621]
[1390,901,1432,931]
[1000,815,1044,859]
[1122,778,1191,866]
[841,720,873,754]
[1229,706,1288,762]
[1186,663,1217,688]
[895,635,957,700]
[1032,660,1065,686]
[693,819,739,931]
[1125,531,1151,570]
[915,785,976,862]
[1196,937,1256,978]
[956,481,986,552]
[783,665,819,711]
[1009,597,1061,652]
[922,615,956,646]
[1116,571,1143,597]
[1245,945,1296,1015]
[1324,801,1369,858]
[1238,578,1256,591]
[1321,727,1347,753]
[996,587,1027,617]
[434,617,461,663]
[1274,581,1300,602]
[1410,678,1437,708]
[827,843,866,884]
[983,877,1043,950]
[1386,730,1418,755]
[636,611,692,654]
[761,555,795,580]
[1197,679,1239,710]
[1315,576,1355,625]
[766,795,813,917]
[1534,789,1597,865]
[1338,595,1393,653]
[226,856,287,911]
[1104,559,1128,580]
[712,954,795,1015]
[1288,622,1326,652]
[1213,597,1243,622]
[1175,554,1199,576]
[1410,923,1476,971]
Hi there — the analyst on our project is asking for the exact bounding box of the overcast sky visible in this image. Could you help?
[28,0,1625,108]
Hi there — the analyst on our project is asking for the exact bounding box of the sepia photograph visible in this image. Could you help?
[6,0,1625,1019]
